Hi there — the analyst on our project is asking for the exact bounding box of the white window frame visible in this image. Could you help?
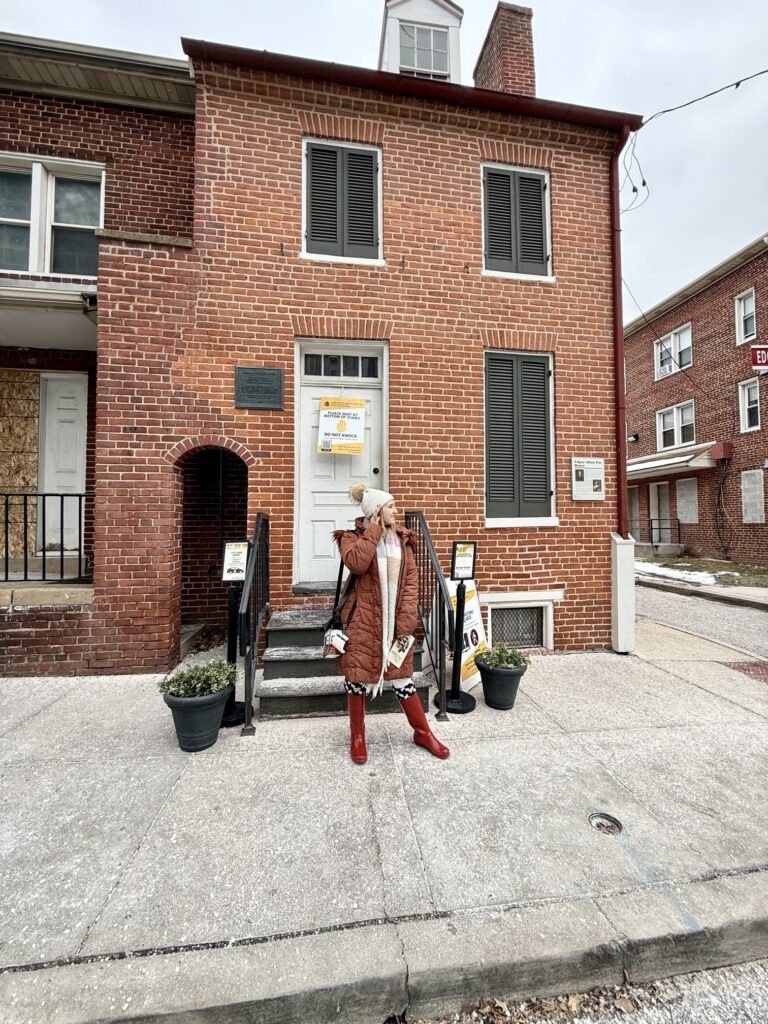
[735,288,756,345]
[0,152,105,278]
[480,590,564,651]
[300,138,385,267]
[398,21,450,79]
[479,162,555,283]
[739,377,760,433]
[654,323,692,380]
[656,399,695,451]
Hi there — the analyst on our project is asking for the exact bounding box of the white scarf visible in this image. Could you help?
[371,527,402,698]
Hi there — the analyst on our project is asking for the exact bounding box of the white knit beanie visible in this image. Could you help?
[349,483,394,520]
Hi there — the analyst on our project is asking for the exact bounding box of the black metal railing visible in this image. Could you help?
[238,513,269,736]
[631,518,681,545]
[405,510,454,721]
[2,492,93,582]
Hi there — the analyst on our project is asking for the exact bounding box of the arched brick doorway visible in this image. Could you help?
[180,448,248,625]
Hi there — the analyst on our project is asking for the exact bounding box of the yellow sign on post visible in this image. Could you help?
[317,397,366,455]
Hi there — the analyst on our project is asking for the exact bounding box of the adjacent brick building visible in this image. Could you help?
[1,1,642,675]
[625,235,767,566]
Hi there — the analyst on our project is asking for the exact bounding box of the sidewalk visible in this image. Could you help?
[635,573,768,611]
[3,622,768,1024]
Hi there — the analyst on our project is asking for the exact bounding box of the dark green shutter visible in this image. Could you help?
[485,351,551,519]
[485,351,518,517]
[484,168,549,276]
[519,355,551,516]
[343,149,378,259]
[484,168,515,273]
[307,144,342,255]
[516,174,548,276]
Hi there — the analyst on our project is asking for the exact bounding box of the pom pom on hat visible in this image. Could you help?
[348,482,394,520]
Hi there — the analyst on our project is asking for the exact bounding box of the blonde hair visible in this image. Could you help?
[348,483,366,503]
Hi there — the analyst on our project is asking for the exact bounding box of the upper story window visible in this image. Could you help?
[654,324,692,380]
[303,141,381,263]
[735,288,756,345]
[399,23,449,79]
[739,378,760,432]
[657,400,695,450]
[482,165,550,278]
[0,155,103,278]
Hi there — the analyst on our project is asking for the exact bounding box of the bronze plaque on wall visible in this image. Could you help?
[235,367,284,410]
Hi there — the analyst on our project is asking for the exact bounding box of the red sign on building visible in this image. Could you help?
[752,346,768,369]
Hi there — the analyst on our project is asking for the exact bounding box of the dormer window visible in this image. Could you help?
[399,22,449,79]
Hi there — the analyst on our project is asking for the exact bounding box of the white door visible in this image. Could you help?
[39,373,88,551]
[297,347,385,584]
[628,486,640,540]
[649,482,670,544]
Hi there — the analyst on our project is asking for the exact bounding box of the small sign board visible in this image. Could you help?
[451,541,477,581]
[235,367,284,410]
[446,579,487,691]
[317,397,366,455]
[571,457,605,501]
[222,541,249,582]
[751,345,768,370]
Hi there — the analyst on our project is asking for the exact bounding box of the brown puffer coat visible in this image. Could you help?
[332,517,419,685]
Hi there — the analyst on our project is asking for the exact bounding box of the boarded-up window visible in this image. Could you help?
[741,470,765,524]
[676,478,699,524]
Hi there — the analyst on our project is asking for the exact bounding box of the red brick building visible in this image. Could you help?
[1,1,642,676]
[625,235,767,566]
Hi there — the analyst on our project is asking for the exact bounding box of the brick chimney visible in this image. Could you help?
[473,3,535,97]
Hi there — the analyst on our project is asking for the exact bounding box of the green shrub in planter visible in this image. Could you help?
[159,661,236,751]
[475,642,530,710]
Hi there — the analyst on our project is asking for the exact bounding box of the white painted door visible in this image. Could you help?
[628,486,640,540]
[297,348,385,583]
[649,482,670,544]
[39,373,88,551]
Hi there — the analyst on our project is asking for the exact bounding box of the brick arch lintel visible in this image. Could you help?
[292,315,393,340]
[164,435,259,468]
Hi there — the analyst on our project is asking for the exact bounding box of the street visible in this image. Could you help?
[636,586,768,660]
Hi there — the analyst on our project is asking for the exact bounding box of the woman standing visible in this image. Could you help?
[333,483,450,765]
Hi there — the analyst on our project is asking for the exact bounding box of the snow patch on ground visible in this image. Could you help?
[635,561,717,585]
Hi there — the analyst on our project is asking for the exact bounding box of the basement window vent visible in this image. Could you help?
[490,606,544,648]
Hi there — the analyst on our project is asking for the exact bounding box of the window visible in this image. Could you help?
[304,142,380,261]
[303,352,379,379]
[399,23,449,79]
[735,289,756,345]
[482,166,549,277]
[676,478,699,524]
[739,378,760,432]
[0,155,103,276]
[656,400,695,450]
[741,469,765,524]
[485,351,552,519]
[654,324,692,380]
[490,605,543,648]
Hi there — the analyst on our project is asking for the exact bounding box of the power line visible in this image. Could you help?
[640,66,768,129]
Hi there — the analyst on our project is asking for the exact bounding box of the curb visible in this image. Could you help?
[636,576,768,612]
[3,871,768,1023]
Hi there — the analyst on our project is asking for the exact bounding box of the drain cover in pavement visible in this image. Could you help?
[589,812,623,835]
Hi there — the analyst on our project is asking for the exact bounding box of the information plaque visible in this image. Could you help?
[235,367,284,410]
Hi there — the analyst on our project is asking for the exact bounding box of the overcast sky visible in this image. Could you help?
[4,0,767,317]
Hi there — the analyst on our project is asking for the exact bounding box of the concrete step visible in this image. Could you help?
[263,640,424,679]
[267,608,329,648]
[256,672,432,719]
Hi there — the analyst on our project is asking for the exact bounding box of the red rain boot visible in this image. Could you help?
[347,694,368,764]
[400,693,450,759]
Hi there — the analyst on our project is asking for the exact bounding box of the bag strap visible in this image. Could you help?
[331,542,356,619]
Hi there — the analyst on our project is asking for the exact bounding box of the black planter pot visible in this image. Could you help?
[477,663,527,710]
[163,683,234,752]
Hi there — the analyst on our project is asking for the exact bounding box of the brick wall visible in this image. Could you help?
[0,91,195,243]
[3,63,626,675]
[625,249,767,565]
[474,3,536,96]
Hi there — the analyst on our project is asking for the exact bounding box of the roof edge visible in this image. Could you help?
[181,38,642,133]
[625,234,768,336]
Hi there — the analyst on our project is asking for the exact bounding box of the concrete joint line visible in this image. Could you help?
[637,614,768,664]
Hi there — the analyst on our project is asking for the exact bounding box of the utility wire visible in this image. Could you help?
[640,67,768,129]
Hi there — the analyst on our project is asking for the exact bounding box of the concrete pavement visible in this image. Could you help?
[636,573,768,611]
[2,621,768,1023]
